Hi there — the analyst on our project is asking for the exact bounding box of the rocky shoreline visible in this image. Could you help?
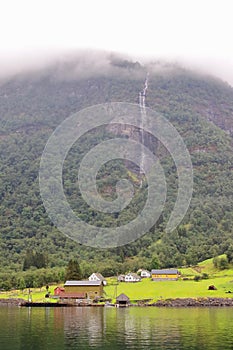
[1,297,233,307]
[151,297,233,307]
[0,298,25,306]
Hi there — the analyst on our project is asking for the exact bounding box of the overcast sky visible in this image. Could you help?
[1,0,233,84]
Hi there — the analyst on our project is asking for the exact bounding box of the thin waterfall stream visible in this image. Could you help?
[139,73,149,184]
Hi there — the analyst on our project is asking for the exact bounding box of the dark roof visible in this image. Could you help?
[116,293,130,301]
[151,269,179,275]
[64,280,102,286]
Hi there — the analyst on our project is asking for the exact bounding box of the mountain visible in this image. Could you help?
[0,54,232,279]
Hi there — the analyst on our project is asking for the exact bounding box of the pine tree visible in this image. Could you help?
[23,250,34,271]
[34,252,46,269]
[150,254,160,270]
[65,259,82,281]
[23,250,47,270]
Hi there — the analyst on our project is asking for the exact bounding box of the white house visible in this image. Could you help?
[140,270,151,278]
[124,273,141,282]
[88,273,107,285]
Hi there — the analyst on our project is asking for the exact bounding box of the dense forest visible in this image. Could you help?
[0,55,232,289]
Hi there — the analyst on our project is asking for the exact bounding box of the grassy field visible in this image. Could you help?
[105,256,233,302]
[178,255,233,277]
[104,276,233,303]
[1,256,233,303]
[2,277,233,304]
[0,285,59,302]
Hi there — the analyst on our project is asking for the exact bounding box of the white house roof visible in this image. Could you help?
[126,273,140,278]
[89,273,106,281]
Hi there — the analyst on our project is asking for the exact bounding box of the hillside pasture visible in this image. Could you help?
[104,277,233,302]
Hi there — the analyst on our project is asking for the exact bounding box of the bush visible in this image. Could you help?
[194,275,201,281]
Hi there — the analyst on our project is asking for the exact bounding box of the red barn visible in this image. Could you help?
[54,287,65,296]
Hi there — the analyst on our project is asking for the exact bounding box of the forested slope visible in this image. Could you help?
[0,56,232,279]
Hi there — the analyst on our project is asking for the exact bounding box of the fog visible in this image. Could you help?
[0,49,232,88]
[1,0,233,86]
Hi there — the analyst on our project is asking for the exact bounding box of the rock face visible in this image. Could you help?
[107,123,157,173]
[152,298,233,307]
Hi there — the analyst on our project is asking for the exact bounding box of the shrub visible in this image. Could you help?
[194,275,201,281]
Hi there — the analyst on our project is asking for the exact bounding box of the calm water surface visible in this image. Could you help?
[0,306,233,350]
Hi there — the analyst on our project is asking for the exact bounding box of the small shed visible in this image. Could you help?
[54,287,65,295]
[116,293,130,306]
[117,274,125,282]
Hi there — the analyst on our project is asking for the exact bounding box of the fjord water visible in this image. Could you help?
[1,306,233,350]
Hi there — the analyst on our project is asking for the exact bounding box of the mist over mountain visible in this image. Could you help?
[0,53,232,281]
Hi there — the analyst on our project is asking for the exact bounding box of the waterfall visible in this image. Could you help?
[139,73,149,177]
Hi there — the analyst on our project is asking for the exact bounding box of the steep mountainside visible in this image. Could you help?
[0,56,232,275]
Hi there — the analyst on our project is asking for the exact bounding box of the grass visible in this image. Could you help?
[0,285,59,302]
[179,255,233,277]
[2,277,233,304]
[105,255,233,303]
[1,277,233,304]
[104,277,233,303]
[2,256,233,303]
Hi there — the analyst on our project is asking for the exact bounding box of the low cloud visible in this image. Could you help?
[0,49,233,87]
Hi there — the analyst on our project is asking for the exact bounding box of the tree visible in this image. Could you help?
[23,250,47,270]
[19,277,26,292]
[65,259,82,281]
[226,245,233,263]
[213,256,229,270]
[23,250,34,271]
[219,257,229,270]
[34,252,47,269]
[213,256,219,268]
[150,255,160,270]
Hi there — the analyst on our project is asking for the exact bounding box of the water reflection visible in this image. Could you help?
[57,308,104,348]
[60,307,233,350]
[1,306,233,349]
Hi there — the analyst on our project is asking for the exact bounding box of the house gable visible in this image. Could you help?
[88,273,107,285]
[125,273,141,282]
[141,270,151,278]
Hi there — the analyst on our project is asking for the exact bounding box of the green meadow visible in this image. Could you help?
[0,285,58,303]
[105,256,233,302]
[104,276,233,303]
[2,277,233,303]
[1,256,233,303]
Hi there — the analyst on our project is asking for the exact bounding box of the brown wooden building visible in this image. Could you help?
[116,293,130,306]
[151,269,179,281]
[63,280,104,299]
